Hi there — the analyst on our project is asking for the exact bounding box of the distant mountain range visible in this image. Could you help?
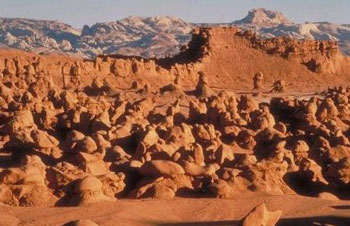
[1,8,350,58]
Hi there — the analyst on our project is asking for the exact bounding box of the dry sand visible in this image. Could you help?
[1,194,350,226]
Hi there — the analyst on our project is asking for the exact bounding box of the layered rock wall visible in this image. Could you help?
[0,27,349,91]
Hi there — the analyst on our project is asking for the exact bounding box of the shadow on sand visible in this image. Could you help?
[154,216,350,226]
[331,205,350,210]
[155,220,239,226]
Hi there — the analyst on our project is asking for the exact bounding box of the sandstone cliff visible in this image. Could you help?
[1,27,350,91]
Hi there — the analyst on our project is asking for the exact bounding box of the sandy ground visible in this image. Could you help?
[1,194,350,226]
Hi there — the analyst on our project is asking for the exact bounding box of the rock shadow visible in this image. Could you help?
[154,216,350,226]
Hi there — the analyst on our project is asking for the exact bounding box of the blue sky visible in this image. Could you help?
[1,0,349,27]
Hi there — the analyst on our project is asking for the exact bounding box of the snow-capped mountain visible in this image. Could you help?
[76,16,193,58]
[0,17,81,54]
[1,8,350,58]
[0,16,194,58]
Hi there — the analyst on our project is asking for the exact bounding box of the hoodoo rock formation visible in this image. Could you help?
[1,27,350,226]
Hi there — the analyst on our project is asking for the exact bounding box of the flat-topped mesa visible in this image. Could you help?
[179,27,349,89]
[190,27,340,71]
[203,26,339,55]
[256,37,339,59]
[248,34,339,73]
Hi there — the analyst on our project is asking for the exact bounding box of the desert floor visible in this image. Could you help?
[1,193,350,226]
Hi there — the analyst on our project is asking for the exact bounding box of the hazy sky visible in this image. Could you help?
[1,0,349,28]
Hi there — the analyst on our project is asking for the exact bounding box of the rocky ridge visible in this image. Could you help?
[0,16,193,58]
[1,8,350,58]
